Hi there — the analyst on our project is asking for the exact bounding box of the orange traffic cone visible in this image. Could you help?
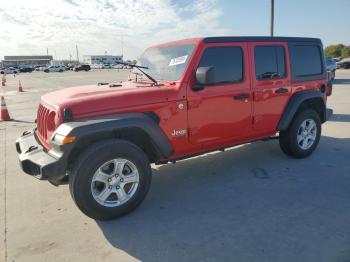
[0,96,11,121]
[18,80,23,92]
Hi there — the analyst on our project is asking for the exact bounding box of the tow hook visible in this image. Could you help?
[25,145,38,153]
[22,130,31,136]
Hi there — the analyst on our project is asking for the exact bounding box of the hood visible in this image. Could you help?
[41,81,181,120]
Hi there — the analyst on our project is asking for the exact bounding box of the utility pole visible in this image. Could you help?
[121,34,124,59]
[46,48,48,56]
[270,0,274,36]
[76,44,79,63]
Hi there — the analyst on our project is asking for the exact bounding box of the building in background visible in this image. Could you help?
[2,55,53,67]
[83,55,123,65]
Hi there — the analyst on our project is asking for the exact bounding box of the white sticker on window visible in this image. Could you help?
[169,55,188,66]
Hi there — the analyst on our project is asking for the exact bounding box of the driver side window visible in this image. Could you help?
[198,46,243,85]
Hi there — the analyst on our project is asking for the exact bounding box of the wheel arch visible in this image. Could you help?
[277,90,326,131]
[53,113,173,171]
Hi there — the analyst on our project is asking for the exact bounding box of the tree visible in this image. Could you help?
[341,46,350,58]
[325,44,345,58]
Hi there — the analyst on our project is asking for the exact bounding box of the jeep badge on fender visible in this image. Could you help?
[16,36,333,220]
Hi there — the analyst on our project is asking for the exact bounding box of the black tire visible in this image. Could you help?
[69,139,152,220]
[279,109,321,158]
[59,69,63,72]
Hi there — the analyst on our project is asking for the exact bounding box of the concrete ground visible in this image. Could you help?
[1,69,350,262]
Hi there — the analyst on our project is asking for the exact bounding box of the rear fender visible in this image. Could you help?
[277,90,326,131]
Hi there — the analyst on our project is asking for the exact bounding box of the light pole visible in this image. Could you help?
[270,0,274,36]
[76,44,79,63]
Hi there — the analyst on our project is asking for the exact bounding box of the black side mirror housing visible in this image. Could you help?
[193,66,215,91]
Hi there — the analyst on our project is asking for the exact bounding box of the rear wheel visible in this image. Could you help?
[69,139,152,220]
[279,109,321,158]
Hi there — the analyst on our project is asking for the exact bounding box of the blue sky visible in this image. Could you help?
[0,0,349,60]
[220,0,350,45]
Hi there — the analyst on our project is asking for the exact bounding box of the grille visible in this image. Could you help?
[36,104,51,144]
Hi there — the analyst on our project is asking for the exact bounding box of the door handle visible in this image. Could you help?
[233,94,250,100]
[275,88,288,94]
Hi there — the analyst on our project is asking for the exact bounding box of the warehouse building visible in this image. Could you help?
[83,55,123,65]
[2,55,53,67]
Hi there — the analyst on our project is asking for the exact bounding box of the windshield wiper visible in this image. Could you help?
[116,61,158,86]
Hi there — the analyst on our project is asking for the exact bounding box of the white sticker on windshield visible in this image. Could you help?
[169,55,188,66]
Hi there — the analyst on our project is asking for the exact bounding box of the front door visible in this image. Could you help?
[187,43,252,147]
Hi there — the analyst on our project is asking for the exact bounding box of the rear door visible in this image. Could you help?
[249,42,291,133]
[187,42,253,146]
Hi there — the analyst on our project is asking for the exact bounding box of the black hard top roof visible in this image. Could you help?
[203,36,322,43]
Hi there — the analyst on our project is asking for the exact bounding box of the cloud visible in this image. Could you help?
[0,0,233,60]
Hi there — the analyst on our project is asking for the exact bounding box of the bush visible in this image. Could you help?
[341,46,350,58]
[325,44,350,58]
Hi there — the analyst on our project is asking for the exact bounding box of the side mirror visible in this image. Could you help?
[193,66,215,91]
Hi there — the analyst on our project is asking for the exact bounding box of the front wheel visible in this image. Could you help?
[69,139,152,220]
[279,109,321,158]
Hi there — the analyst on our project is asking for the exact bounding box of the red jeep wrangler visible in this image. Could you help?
[16,37,333,220]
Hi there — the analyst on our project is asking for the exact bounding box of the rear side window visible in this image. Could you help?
[199,46,243,84]
[289,43,325,81]
[254,46,286,80]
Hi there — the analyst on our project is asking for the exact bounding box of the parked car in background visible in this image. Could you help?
[90,64,101,69]
[113,64,124,69]
[20,67,34,73]
[65,65,74,71]
[74,64,91,72]
[101,64,112,69]
[337,58,350,69]
[0,67,19,74]
[44,66,65,73]
[326,58,337,80]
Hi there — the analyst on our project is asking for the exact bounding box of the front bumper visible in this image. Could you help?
[16,130,67,180]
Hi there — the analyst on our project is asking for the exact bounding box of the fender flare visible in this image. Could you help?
[53,112,173,159]
[277,90,326,131]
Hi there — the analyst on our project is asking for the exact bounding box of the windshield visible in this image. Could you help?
[135,44,195,81]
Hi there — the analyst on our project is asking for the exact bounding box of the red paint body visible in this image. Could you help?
[37,38,328,161]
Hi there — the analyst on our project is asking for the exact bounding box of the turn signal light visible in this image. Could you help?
[54,134,76,144]
[62,136,76,144]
